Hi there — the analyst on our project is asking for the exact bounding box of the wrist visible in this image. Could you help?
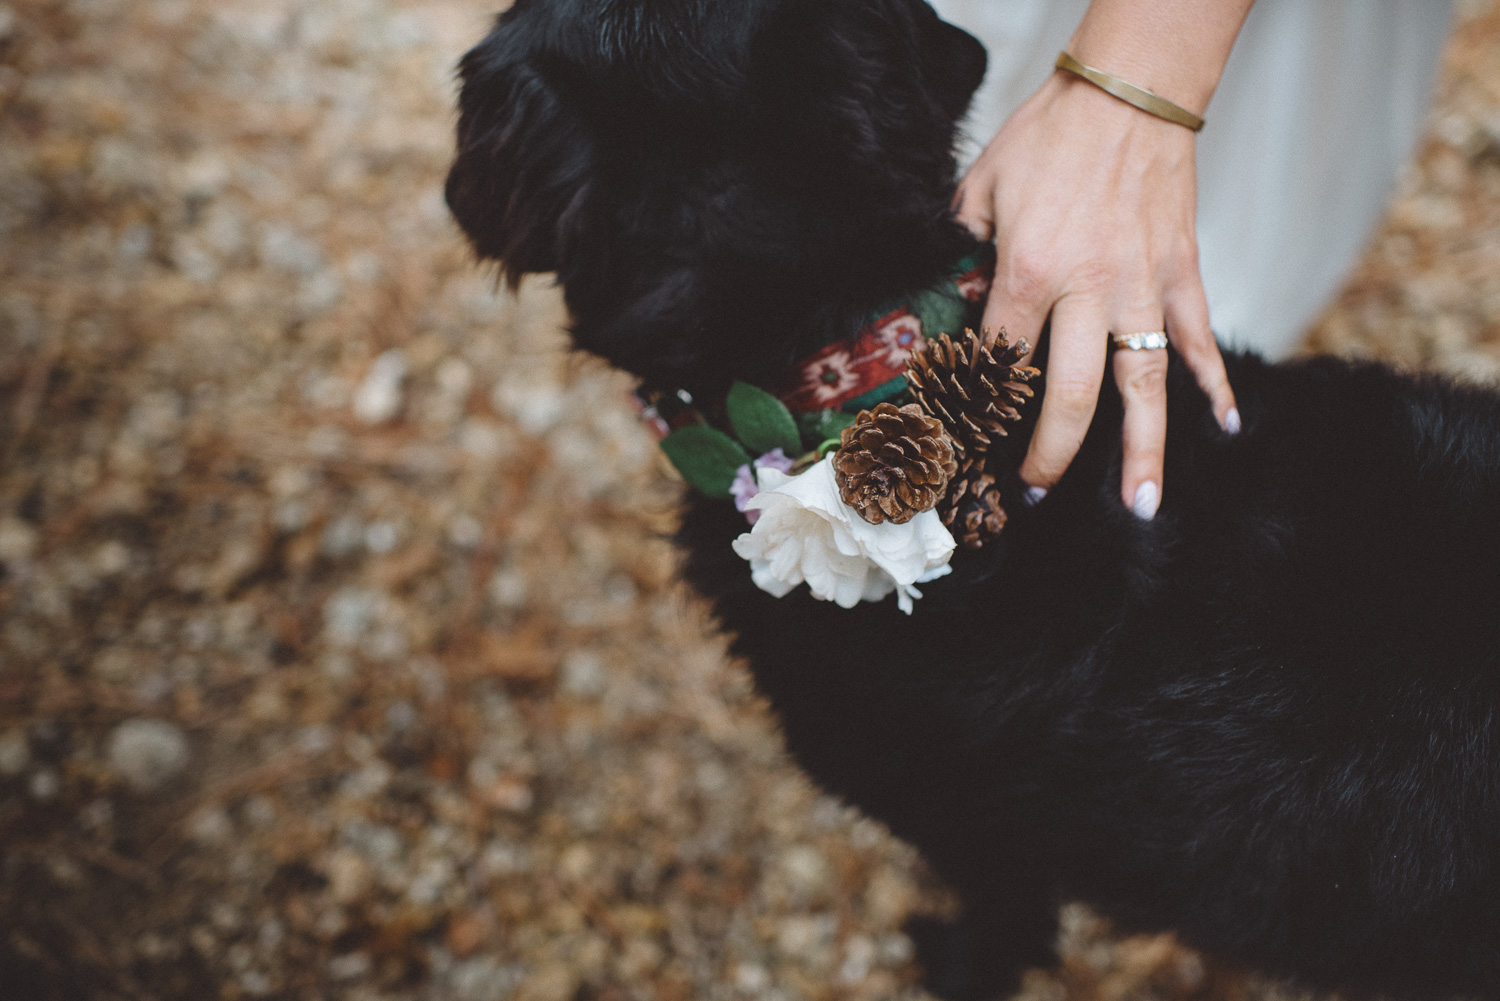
[1065,0,1255,116]
[1065,42,1212,118]
[1035,69,1197,147]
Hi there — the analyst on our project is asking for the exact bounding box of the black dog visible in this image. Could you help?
[446,2,1500,997]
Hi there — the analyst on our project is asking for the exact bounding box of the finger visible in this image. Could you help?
[951,176,995,242]
[986,241,1054,367]
[1164,281,1239,434]
[1113,339,1170,519]
[1018,296,1109,494]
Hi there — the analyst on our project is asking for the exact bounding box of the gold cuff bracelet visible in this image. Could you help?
[1054,51,1205,133]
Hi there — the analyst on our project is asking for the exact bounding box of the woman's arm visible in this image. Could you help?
[955,0,1254,518]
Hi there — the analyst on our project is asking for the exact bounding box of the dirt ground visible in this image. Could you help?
[2,1,1500,999]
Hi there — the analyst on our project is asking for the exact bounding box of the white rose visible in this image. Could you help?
[731,455,956,614]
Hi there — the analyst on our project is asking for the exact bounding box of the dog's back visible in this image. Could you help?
[447,3,1500,997]
[678,348,1500,998]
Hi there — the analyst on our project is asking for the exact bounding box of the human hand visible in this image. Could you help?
[954,70,1239,519]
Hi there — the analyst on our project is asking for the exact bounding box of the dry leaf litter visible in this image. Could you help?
[1,0,1498,999]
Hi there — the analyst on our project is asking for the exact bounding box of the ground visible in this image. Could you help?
[2,1,1499,999]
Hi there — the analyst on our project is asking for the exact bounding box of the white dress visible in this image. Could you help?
[928,0,1454,358]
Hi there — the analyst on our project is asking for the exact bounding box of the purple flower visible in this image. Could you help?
[755,448,795,474]
[730,449,798,525]
[730,463,760,523]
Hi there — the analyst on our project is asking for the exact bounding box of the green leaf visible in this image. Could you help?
[658,425,751,498]
[726,381,802,456]
[796,409,856,447]
[912,288,969,342]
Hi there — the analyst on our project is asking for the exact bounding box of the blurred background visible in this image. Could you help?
[3,1,1500,999]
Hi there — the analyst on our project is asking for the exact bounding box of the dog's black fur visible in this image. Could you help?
[447,2,1500,997]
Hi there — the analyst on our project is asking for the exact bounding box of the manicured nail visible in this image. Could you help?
[1023,485,1047,507]
[1224,407,1242,436]
[1132,481,1159,521]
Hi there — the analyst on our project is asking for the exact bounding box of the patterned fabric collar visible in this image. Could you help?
[636,247,993,438]
[776,248,993,414]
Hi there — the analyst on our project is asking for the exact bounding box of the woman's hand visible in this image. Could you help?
[954,0,1254,518]
[955,71,1238,519]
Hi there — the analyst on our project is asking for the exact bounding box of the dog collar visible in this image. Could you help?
[776,248,993,414]
[637,247,994,438]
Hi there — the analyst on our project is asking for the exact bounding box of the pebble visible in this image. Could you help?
[187,808,234,846]
[29,768,60,800]
[0,517,38,565]
[446,910,490,958]
[516,961,578,1001]
[107,719,190,793]
[322,587,382,647]
[0,728,29,776]
[352,349,408,424]
[447,513,484,548]
[447,957,524,1001]
[363,520,399,553]
[558,650,607,699]
[324,849,370,904]
[776,844,833,901]
[328,952,371,980]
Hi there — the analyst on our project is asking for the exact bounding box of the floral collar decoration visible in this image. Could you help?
[638,249,1039,614]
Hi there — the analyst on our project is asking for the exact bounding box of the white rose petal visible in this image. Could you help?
[731,456,955,614]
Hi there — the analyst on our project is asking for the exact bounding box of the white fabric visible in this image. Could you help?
[928,0,1454,357]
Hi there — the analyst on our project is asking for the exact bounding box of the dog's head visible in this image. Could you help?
[447,0,987,396]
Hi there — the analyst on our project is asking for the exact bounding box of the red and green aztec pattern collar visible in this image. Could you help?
[634,248,993,442]
[777,248,992,415]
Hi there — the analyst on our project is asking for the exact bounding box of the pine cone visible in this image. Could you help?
[943,470,1008,550]
[833,403,958,525]
[905,328,1038,475]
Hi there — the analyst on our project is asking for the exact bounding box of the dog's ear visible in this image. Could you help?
[445,14,596,285]
[445,1,765,285]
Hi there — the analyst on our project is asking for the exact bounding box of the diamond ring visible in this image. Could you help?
[1110,331,1169,351]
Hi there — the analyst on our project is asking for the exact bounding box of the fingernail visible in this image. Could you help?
[1132,481,1159,521]
[1023,485,1047,507]
[1224,407,1242,436]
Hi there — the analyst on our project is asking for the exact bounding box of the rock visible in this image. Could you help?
[363,520,399,553]
[491,378,563,435]
[352,349,407,424]
[445,910,490,958]
[0,728,29,776]
[108,719,190,793]
[0,518,38,566]
[484,776,534,814]
[257,222,324,275]
[776,844,833,902]
[407,857,456,907]
[488,566,528,609]
[733,962,771,993]
[322,587,382,647]
[92,540,131,576]
[558,650,607,699]
[776,913,837,967]
[447,957,524,1001]
[187,808,234,845]
[328,952,371,980]
[837,934,877,985]
[447,513,483,548]
[516,961,578,1001]
[29,768,59,801]
[324,849,371,904]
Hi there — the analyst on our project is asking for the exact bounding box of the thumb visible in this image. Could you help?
[952,176,996,243]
